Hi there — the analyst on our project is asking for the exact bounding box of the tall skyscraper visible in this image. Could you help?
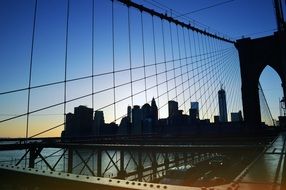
[218,87,228,122]
[132,105,142,134]
[168,100,178,117]
[63,106,93,137]
[141,103,151,119]
[94,110,104,135]
[150,97,158,122]
[190,102,199,120]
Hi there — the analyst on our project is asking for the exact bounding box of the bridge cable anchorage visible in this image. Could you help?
[116,0,234,43]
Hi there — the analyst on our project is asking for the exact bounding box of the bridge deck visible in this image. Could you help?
[233,133,286,190]
[0,133,285,190]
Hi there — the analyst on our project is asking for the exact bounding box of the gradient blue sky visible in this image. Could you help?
[136,0,285,119]
[0,0,284,137]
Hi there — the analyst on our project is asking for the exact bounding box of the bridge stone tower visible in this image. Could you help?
[235,31,286,128]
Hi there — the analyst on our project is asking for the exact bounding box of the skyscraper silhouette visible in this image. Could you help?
[150,97,158,123]
[168,100,178,117]
[132,105,142,134]
[218,87,228,122]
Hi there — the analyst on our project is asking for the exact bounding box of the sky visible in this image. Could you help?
[0,0,284,138]
[134,0,285,119]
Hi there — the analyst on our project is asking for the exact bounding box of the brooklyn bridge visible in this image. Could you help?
[0,0,286,189]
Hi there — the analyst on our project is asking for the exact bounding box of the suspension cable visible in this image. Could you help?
[127,6,134,107]
[168,22,178,101]
[112,0,116,121]
[152,16,160,115]
[26,0,38,139]
[161,19,169,101]
[140,11,148,103]
[63,0,70,128]
[91,0,95,111]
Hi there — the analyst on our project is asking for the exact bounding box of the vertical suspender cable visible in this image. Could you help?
[192,32,198,102]
[176,26,186,113]
[112,0,116,121]
[182,28,191,108]
[206,37,217,120]
[210,38,219,119]
[169,22,178,101]
[140,12,147,103]
[227,52,239,121]
[201,35,208,118]
[198,33,205,118]
[64,0,70,127]
[209,48,233,120]
[235,51,241,112]
[26,0,38,139]
[152,16,160,114]
[214,39,221,87]
[196,33,202,111]
[216,40,224,89]
[187,30,195,103]
[91,0,95,111]
[161,19,169,101]
[205,36,212,119]
[228,53,238,118]
[230,50,241,117]
[220,41,225,89]
[202,48,227,119]
[207,36,215,120]
[127,6,134,107]
[226,47,234,114]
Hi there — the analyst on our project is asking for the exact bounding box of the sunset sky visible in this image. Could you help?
[0,0,284,138]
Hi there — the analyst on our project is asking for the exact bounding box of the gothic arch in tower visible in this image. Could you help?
[235,32,286,127]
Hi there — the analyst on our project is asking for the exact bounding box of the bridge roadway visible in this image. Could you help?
[231,132,286,190]
[0,133,285,190]
[0,133,276,151]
